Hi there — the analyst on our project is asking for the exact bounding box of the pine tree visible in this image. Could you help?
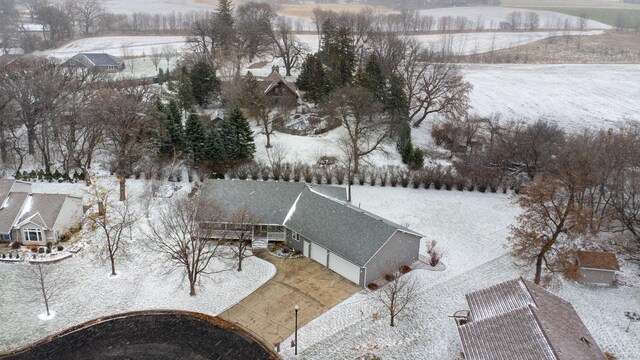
[335,26,355,86]
[177,66,195,111]
[190,61,220,107]
[185,111,207,163]
[157,99,185,158]
[214,0,236,51]
[296,54,328,103]
[364,54,386,103]
[204,127,227,164]
[220,107,255,161]
[386,74,410,137]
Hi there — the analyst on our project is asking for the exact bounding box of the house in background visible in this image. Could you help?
[199,180,423,287]
[0,179,83,246]
[456,277,607,360]
[0,54,41,71]
[576,251,620,286]
[260,65,300,102]
[62,53,125,73]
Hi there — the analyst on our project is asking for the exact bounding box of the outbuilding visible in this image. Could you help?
[576,251,620,286]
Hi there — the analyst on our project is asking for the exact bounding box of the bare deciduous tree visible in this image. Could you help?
[224,207,261,272]
[72,0,105,35]
[150,46,162,71]
[86,182,139,276]
[323,86,389,173]
[374,274,418,327]
[145,194,225,296]
[268,18,308,77]
[95,85,160,201]
[25,263,65,317]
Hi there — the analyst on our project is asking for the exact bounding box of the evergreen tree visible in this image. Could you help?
[158,68,165,85]
[214,0,235,51]
[204,127,227,164]
[190,61,220,107]
[185,111,207,163]
[177,66,195,111]
[157,99,185,157]
[386,74,410,137]
[296,54,328,103]
[220,107,255,161]
[364,54,386,102]
[335,26,356,86]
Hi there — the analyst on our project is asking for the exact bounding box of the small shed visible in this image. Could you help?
[577,251,620,286]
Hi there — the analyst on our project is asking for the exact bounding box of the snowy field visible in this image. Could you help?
[463,64,640,130]
[419,6,611,30]
[0,179,276,353]
[36,36,187,59]
[272,186,640,360]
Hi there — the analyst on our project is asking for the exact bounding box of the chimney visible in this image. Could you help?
[272,65,280,74]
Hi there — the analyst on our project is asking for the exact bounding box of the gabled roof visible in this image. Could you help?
[17,193,68,230]
[459,277,606,360]
[0,192,28,234]
[577,251,620,271]
[260,69,300,98]
[200,180,347,225]
[284,186,423,267]
[68,53,125,68]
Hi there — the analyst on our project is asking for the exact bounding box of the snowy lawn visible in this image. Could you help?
[0,179,276,353]
[36,36,187,59]
[463,63,640,130]
[273,186,640,360]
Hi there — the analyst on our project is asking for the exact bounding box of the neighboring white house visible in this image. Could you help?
[0,179,84,246]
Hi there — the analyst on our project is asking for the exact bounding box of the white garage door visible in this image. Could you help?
[310,243,327,266]
[328,253,361,285]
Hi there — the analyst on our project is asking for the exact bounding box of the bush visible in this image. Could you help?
[260,166,270,181]
[1,253,5,259]
[38,248,45,254]
[389,169,398,187]
[29,245,38,253]
[357,171,366,185]
[605,352,618,360]
[399,170,410,188]
[57,245,64,251]
[384,273,396,282]
[8,253,12,259]
[379,171,387,187]
[412,172,422,189]
[408,148,424,170]
[11,242,21,249]
[334,167,345,185]
[367,283,379,291]
[400,265,412,274]
[282,163,292,182]
[368,167,378,186]
[293,164,302,182]
[46,247,51,254]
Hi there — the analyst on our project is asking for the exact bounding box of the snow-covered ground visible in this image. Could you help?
[418,6,611,30]
[274,186,640,360]
[414,30,602,56]
[0,179,276,352]
[36,36,187,59]
[463,64,640,130]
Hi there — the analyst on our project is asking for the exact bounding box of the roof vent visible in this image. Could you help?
[580,337,591,346]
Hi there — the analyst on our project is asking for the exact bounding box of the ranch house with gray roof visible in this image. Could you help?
[200,179,424,287]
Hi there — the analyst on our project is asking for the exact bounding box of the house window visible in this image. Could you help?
[292,232,300,242]
[23,228,43,242]
[1,233,10,241]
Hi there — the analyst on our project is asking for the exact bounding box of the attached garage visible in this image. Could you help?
[310,243,328,266]
[328,253,361,284]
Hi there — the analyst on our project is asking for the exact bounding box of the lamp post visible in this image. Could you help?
[294,304,299,355]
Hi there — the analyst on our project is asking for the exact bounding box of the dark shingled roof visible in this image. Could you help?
[200,180,347,225]
[71,53,124,68]
[0,179,14,204]
[284,187,422,267]
[577,251,620,271]
[459,277,607,360]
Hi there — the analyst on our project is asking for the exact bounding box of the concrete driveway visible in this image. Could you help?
[219,251,360,349]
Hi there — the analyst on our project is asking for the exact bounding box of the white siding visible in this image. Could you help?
[303,240,310,257]
[328,253,360,284]
[52,196,83,236]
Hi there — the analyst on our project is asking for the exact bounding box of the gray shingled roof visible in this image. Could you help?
[72,53,124,68]
[0,179,14,204]
[459,277,607,360]
[17,194,68,229]
[200,180,347,225]
[459,306,556,360]
[0,192,28,233]
[284,187,422,267]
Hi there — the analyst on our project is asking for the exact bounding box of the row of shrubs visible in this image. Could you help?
[0,252,20,259]
[367,265,413,290]
[223,163,523,194]
[15,170,85,183]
